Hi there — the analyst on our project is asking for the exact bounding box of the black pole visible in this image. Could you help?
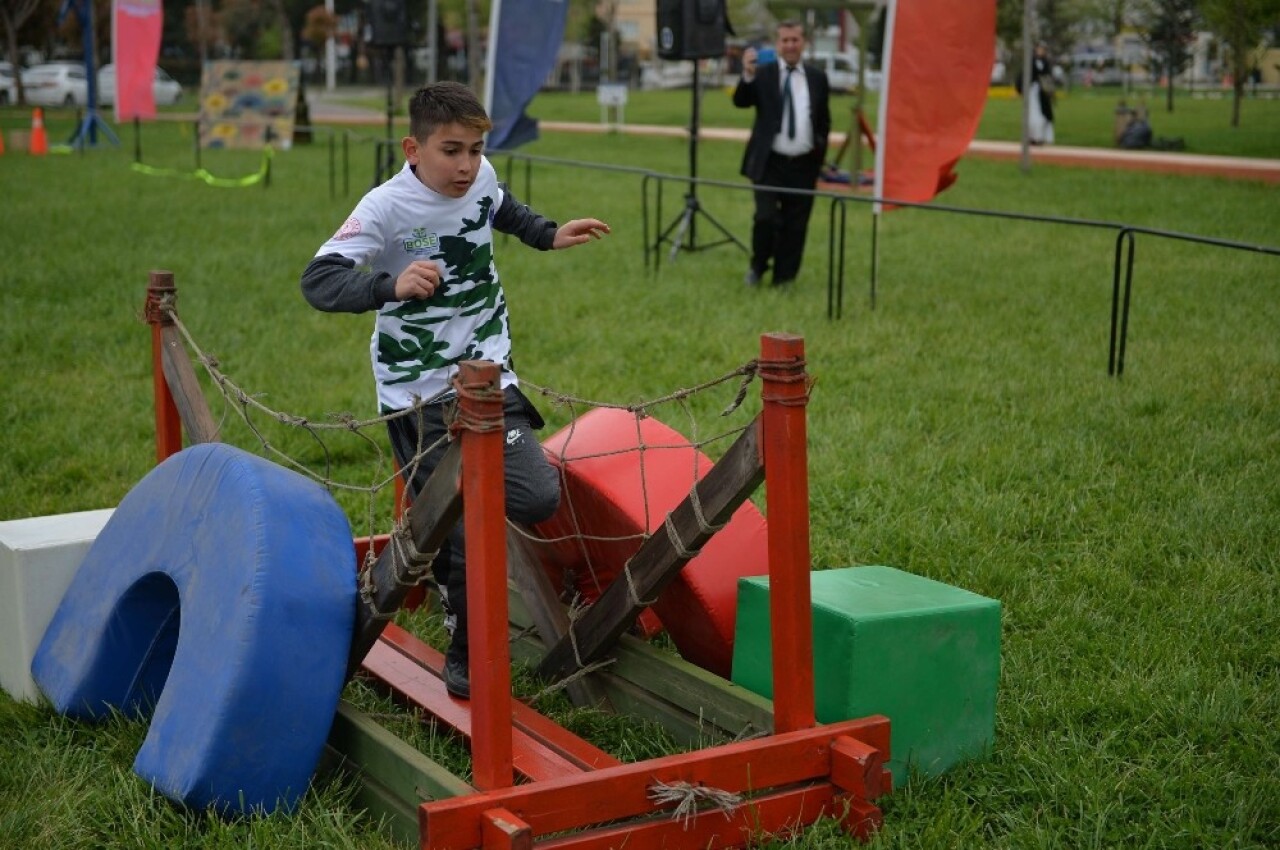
[133,117,141,163]
[688,63,700,247]
[385,46,395,177]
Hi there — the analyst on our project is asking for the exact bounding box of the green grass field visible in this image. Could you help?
[0,102,1277,849]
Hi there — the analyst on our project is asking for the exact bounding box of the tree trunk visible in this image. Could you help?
[466,0,482,95]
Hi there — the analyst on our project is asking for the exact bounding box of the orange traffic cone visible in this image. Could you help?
[0,126,5,156]
[30,108,48,156]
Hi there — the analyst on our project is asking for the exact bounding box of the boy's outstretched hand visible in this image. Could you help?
[553,219,611,249]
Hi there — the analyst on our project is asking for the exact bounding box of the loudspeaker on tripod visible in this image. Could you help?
[656,0,727,61]
[369,0,410,48]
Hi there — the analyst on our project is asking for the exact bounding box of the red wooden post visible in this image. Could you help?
[144,270,183,463]
[758,333,815,733]
[452,361,513,790]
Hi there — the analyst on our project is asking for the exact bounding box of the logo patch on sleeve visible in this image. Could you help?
[334,217,362,241]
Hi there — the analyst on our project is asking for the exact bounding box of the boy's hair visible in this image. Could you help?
[408,82,493,140]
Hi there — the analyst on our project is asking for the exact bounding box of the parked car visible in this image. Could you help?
[807,51,882,92]
[97,63,183,107]
[21,62,90,107]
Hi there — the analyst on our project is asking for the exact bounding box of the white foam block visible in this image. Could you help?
[0,510,114,702]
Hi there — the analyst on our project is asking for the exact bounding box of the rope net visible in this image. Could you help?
[159,299,779,654]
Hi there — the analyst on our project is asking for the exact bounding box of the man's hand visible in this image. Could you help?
[742,46,758,80]
[552,219,611,249]
[394,260,443,300]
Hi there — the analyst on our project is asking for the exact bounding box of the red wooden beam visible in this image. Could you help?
[144,270,182,462]
[453,361,513,791]
[362,637,592,783]
[482,807,532,849]
[374,623,619,773]
[536,783,841,849]
[759,333,815,733]
[418,715,889,850]
[830,734,891,801]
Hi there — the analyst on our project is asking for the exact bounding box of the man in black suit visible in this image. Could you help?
[733,20,831,288]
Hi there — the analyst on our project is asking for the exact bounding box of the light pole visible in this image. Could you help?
[325,0,336,91]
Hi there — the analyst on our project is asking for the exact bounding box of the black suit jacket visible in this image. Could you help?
[732,61,832,183]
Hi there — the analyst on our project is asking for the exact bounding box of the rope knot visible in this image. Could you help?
[647,780,742,829]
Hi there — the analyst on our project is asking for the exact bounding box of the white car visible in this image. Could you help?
[21,62,90,107]
[98,63,183,107]
[807,51,882,93]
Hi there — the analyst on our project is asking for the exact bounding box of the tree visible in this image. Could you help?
[997,0,1082,87]
[1138,0,1197,112]
[1,0,42,104]
[185,3,224,63]
[1200,0,1280,126]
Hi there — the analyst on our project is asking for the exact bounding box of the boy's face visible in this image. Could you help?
[402,122,485,198]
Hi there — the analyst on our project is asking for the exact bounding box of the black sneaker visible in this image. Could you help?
[443,641,470,700]
[744,268,764,287]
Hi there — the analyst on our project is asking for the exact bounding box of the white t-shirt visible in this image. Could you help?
[316,158,517,412]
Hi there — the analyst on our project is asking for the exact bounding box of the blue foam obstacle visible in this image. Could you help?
[31,443,356,814]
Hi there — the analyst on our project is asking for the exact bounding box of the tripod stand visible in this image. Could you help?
[653,63,745,263]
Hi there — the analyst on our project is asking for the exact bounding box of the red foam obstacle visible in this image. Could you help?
[535,407,768,678]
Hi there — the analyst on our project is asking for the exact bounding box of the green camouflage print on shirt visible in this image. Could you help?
[378,203,505,386]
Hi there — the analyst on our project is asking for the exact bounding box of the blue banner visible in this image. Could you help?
[487,0,567,150]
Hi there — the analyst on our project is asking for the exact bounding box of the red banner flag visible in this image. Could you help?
[874,0,996,211]
[112,0,164,121]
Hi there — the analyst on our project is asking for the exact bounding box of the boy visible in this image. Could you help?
[301,82,610,699]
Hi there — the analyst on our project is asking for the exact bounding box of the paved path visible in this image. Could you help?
[537,119,1280,184]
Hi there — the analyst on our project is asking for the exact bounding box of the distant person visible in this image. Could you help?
[1027,43,1056,145]
[733,19,832,288]
[301,82,610,700]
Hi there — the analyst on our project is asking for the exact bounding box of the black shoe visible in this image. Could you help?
[744,268,763,287]
[443,642,470,700]
[772,277,796,288]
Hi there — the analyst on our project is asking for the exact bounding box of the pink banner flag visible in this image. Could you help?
[112,0,164,121]
[874,0,996,211]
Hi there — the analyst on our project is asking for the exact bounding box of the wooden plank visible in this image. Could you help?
[506,524,612,710]
[457,360,515,791]
[606,634,774,741]
[535,784,844,850]
[842,797,885,842]
[329,752,420,846]
[322,701,474,848]
[327,700,474,803]
[830,734,888,801]
[759,333,816,733]
[507,594,774,747]
[376,624,618,772]
[538,420,765,681]
[418,716,890,850]
[361,630,606,783]
[347,442,463,678]
[158,323,220,444]
[479,807,532,850]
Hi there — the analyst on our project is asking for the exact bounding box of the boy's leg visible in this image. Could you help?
[386,387,559,700]
[441,386,559,698]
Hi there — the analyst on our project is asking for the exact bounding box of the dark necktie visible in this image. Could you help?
[782,65,797,139]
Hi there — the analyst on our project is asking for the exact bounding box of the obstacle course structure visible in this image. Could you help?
[31,270,895,846]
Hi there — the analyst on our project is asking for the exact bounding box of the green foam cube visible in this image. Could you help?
[731,565,1000,784]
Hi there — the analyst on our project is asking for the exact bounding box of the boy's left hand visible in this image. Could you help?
[553,219,611,249]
